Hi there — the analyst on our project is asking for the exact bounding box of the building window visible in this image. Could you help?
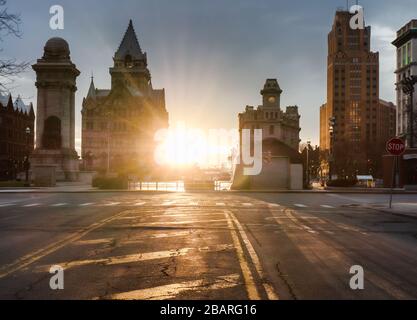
[269,125,274,135]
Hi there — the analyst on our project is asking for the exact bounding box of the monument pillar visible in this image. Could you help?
[31,37,80,182]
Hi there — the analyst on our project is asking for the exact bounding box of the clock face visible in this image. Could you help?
[268,96,276,104]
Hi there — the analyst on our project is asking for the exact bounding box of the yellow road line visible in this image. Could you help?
[228,211,279,300]
[0,209,133,279]
[225,211,261,300]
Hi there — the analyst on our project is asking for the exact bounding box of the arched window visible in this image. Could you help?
[42,116,61,149]
[124,55,133,68]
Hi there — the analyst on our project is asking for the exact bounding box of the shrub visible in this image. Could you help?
[92,176,128,190]
[326,179,358,187]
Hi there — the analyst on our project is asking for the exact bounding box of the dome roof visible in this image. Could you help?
[43,37,70,59]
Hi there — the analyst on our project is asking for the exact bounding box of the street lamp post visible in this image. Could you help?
[25,127,31,184]
[105,110,112,176]
[328,117,336,181]
[306,140,311,187]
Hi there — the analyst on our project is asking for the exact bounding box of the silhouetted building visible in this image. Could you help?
[320,9,394,179]
[0,94,34,180]
[82,20,168,175]
[232,79,303,190]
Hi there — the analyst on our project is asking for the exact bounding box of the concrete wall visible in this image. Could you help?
[290,164,303,190]
[250,157,289,189]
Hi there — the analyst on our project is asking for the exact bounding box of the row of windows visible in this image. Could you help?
[83,139,136,148]
[397,41,413,68]
[0,142,30,157]
[85,122,130,132]
[84,108,144,117]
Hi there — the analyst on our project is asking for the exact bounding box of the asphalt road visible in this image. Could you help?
[0,191,416,300]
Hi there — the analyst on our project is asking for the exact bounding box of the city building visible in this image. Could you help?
[392,19,417,146]
[387,19,417,188]
[31,37,80,184]
[81,20,169,176]
[232,79,303,190]
[0,94,34,180]
[320,9,395,180]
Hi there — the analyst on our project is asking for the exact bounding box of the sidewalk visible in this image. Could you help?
[0,182,96,193]
[366,202,417,219]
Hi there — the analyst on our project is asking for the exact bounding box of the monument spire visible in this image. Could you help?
[114,19,143,60]
[87,73,96,99]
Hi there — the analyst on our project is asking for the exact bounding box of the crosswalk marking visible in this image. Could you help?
[50,203,67,207]
[104,274,240,300]
[132,219,227,227]
[80,203,94,207]
[23,203,41,207]
[268,203,280,207]
[45,244,233,271]
[104,202,121,206]
[0,204,14,207]
[8,200,342,210]
[294,204,307,208]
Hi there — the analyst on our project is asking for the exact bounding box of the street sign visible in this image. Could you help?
[386,138,405,156]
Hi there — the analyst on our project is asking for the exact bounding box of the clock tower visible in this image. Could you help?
[261,78,282,108]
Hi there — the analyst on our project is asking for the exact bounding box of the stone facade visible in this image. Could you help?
[81,20,168,176]
[320,9,396,179]
[31,37,80,182]
[232,79,302,190]
[392,19,417,147]
[238,79,301,151]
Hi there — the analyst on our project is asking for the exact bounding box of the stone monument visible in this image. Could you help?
[31,37,80,183]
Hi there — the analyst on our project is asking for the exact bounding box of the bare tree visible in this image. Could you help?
[0,0,28,90]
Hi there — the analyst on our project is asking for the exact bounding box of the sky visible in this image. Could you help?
[1,0,416,154]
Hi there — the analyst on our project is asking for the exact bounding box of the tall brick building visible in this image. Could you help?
[320,9,395,179]
[0,94,35,180]
[81,20,169,175]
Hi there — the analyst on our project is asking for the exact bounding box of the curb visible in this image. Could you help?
[0,189,417,194]
[365,206,417,220]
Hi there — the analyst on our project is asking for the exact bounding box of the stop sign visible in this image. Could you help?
[386,138,405,156]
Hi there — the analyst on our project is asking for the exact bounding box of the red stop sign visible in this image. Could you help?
[386,138,405,156]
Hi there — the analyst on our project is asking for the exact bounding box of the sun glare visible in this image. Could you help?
[154,123,237,168]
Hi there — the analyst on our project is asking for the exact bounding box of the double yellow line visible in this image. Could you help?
[225,210,279,300]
